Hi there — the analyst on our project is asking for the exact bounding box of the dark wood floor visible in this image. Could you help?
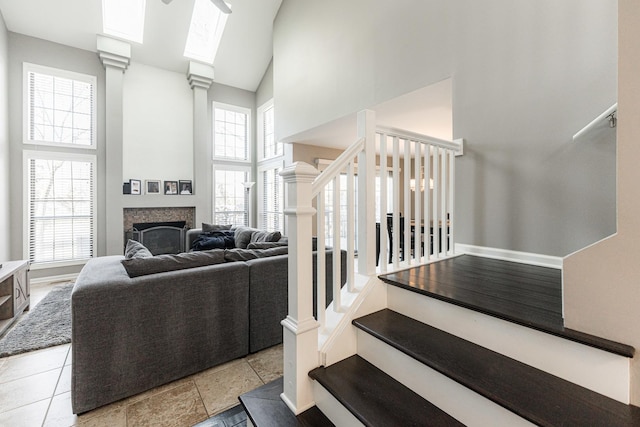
[379,255,634,357]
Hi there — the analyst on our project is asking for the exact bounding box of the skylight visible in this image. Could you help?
[102,0,146,43]
[184,0,230,64]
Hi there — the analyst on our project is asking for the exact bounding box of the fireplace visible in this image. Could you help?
[125,221,187,255]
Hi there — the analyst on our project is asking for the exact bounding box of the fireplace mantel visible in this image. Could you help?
[121,194,195,209]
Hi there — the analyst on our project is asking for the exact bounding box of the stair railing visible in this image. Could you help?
[280,109,463,414]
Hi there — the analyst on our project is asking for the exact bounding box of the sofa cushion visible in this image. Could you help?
[191,231,235,251]
[121,249,225,277]
[224,246,288,262]
[250,230,282,244]
[246,241,289,250]
[202,223,232,232]
[124,239,153,259]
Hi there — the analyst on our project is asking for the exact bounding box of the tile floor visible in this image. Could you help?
[0,282,284,427]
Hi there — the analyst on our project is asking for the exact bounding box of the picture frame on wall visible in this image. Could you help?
[179,180,192,195]
[145,180,161,194]
[130,179,141,195]
[164,181,178,195]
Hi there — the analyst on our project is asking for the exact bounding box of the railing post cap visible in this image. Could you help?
[279,162,320,183]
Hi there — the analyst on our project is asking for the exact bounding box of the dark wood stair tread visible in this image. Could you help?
[379,255,634,357]
[309,355,464,426]
[354,309,640,427]
[239,377,334,427]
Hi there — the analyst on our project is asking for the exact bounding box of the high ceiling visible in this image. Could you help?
[0,0,282,92]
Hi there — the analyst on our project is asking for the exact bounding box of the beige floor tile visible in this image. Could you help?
[195,361,264,416]
[0,399,50,427]
[126,381,208,427]
[0,344,69,384]
[123,374,194,406]
[65,347,72,366]
[76,400,126,425]
[43,392,78,427]
[0,368,60,413]
[246,345,283,384]
[55,365,72,396]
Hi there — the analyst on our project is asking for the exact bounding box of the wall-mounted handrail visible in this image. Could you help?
[573,103,617,141]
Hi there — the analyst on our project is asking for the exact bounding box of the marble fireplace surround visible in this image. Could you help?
[123,207,196,234]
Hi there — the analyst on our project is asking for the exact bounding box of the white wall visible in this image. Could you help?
[273,0,617,257]
[123,62,193,183]
[564,0,640,406]
[0,12,9,261]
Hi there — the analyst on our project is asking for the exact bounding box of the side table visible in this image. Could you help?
[0,260,30,336]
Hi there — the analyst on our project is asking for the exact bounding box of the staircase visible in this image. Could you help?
[241,110,638,425]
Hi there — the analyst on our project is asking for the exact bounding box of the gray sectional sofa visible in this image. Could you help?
[71,229,345,414]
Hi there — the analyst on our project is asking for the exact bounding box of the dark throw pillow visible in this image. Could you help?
[191,231,235,251]
[202,223,233,232]
[121,249,225,278]
[124,239,153,259]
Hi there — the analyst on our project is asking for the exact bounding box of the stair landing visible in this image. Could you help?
[379,254,633,357]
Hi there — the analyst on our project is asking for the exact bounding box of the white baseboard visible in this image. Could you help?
[455,243,563,269]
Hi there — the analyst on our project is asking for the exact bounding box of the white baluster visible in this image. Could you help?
[414,141,422,263]
[379,133,388,271]
[346,161,355,292]
[316,191,326,331]
[432,147,440,258]
[403,138,411,265]
[332,175,342,312]
[424,144,431,261]
[392,137,400,268]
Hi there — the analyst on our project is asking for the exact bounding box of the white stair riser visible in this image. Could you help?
[388,285,630,403]
[357,331,535,427]
[312,381,366,427]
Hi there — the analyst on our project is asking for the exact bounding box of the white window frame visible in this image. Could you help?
[212,164,252,227]
[23,150,97,269]
[257,159,285,233]
[23,63,97,149]
[212,102,251,162]
[257,99,280,161]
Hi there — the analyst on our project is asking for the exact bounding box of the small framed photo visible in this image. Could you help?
[145,180,161,194]
[179,180,193,195]
[164,180,178,195]
[130,179,141,195]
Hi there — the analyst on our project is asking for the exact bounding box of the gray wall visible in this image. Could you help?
[256,59,274,108]
[273,0,617,257]
[0,12,8,261]
[7,33,106,279]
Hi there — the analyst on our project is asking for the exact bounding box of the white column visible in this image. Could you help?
[97,36,130,255]
[279,162,320,415]
[357,109,376,275]
[187,62,215,226]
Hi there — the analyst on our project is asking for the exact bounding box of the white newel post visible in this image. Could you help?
[187,62,215,226]
[97,35,130,255]
[279,162,320,415]
[357,110,377,275]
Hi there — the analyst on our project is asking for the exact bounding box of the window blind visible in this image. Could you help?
[213,107,249,160]
[27,67,95,147]
[213,168,249,226]
[28,157,95,264]
[261,105,281,159]
[260,166,284,232]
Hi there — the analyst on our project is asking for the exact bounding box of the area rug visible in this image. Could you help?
[0,282,73,358]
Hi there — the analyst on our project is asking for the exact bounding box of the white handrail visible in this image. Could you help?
[311,137,365,197]
[377,125,462,153]
[573,103,617,140]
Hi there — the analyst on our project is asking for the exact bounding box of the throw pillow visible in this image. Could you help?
[202,223,233,232]
[234,226,260,249]
[191,231,235,251]
[121,249,225,278]
[124,239,153,259]
[224,246,289,262]
[249,230,282,244]
[246,241,289,250]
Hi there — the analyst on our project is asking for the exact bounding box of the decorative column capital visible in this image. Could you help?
[97,35,130,71]
[187,61,214,89]
[280,162,320,184]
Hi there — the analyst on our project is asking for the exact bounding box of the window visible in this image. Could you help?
[25,151,96,266]
[258,100,280,160]
[24,63,96,148]
[213,103,250,161]
[212,166,250,226]
[258,162,284,232]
